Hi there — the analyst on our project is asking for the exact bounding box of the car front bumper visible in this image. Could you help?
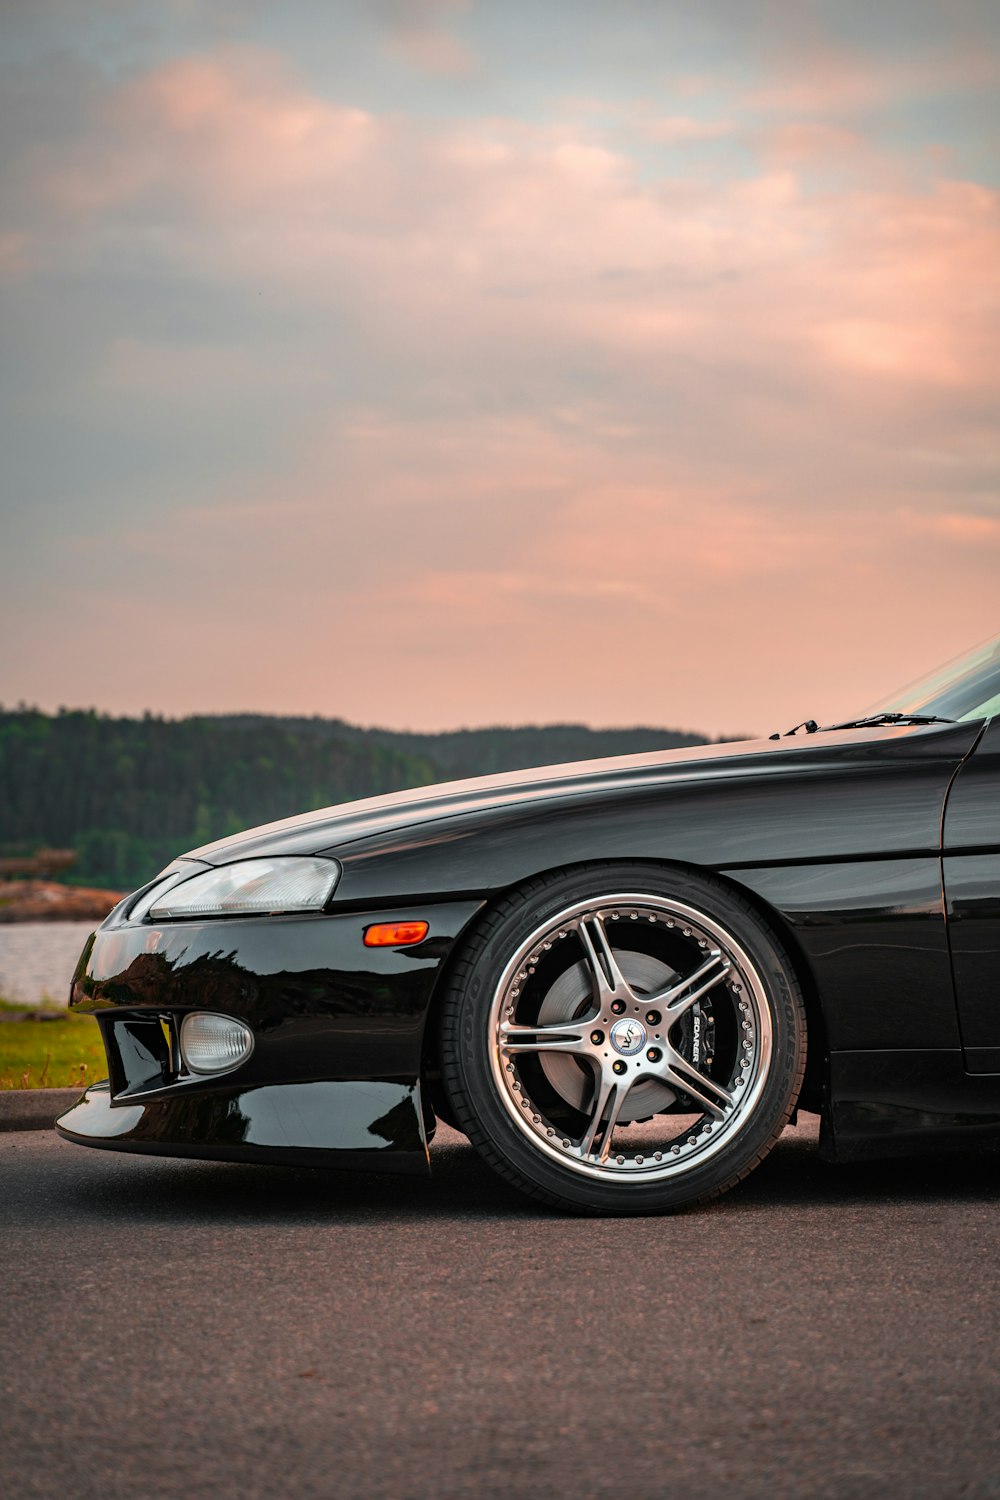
[55,898,484,1173]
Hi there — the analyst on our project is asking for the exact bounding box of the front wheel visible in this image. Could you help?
[440,863,807,1214]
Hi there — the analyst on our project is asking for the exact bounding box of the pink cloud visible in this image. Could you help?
[7,47,997,734]
[26,52,1000,451]
[68,406,990,733]
[0,231,29,277]
[376,0,476,77]
[11,393,997,734]
[750,45,999,117]
[40,52,380,219]
[632,114,734,145]
[900,508,1000,542]
[755,121,866,166]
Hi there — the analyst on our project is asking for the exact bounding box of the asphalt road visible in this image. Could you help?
[2,1119,998,1500]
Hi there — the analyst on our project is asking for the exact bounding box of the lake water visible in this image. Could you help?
[0,922,95,1006]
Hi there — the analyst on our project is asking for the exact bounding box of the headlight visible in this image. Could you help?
[147,856,341,920]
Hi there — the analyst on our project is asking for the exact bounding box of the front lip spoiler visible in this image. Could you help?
[56,1077,431,1176]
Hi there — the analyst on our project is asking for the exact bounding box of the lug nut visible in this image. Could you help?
[645,1010,661,1026]
[646,1047,662,1063]
[590,1030,604,1045]
[612,1059,627,1075]
[610,1000,626,1015]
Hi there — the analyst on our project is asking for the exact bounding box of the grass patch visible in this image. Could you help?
[0,1001,106,1089]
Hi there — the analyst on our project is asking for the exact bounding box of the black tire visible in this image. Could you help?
[440,862,806,1215]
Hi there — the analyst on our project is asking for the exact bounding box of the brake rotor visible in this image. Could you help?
[535,951,685,1121]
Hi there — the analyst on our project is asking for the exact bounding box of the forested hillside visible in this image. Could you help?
[220,716,712,778]
[0,708,712,889]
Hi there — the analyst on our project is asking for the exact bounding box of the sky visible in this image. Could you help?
[0,0,998,738]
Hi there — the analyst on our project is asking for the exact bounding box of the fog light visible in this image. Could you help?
[179,1012,254,1075]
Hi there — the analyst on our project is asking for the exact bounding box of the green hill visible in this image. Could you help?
[0,708,715,890]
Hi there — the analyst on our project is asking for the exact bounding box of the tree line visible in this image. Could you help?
[0,707,711,890]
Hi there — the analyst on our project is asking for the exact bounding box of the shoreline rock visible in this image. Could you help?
[0,881,123,924]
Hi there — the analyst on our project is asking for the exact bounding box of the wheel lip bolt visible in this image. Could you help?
[645,1010,661,1026]
[590,1029,604,1045]
[612,1059,627,1075]
[610,1000,627,1015]
[646,1047,662,1063]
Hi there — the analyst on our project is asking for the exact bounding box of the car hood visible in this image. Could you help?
[182,720,980,867]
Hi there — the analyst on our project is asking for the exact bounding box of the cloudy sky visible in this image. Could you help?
[1,0,997,736]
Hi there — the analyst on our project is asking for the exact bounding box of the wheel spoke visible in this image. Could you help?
[652,950,732,1020]
[498,1019,592,1056]
[577,914,634,1008]
[579,1070,633,1161]
[661,1049,733,1120]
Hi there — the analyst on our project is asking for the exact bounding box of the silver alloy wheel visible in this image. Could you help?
[487,892,774,1181]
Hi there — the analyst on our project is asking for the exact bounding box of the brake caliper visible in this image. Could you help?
[676,999,716,1091]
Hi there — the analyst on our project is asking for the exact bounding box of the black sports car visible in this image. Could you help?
[58,635,1000,1213]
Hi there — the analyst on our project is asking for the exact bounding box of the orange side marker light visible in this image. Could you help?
[363,920,430,948]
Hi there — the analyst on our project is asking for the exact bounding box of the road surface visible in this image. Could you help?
[1,1119,998,1499]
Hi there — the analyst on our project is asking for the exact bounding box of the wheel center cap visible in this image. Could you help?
[610,1018,647,1056]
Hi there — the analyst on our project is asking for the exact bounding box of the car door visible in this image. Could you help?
[943,715,1000,1073]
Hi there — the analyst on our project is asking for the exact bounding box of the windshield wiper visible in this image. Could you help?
[820,712,956,731]
[770,711,955,740]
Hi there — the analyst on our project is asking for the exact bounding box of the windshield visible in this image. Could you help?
[869,632,1000,723]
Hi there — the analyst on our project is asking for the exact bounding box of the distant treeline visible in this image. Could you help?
[0,708,713,890]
